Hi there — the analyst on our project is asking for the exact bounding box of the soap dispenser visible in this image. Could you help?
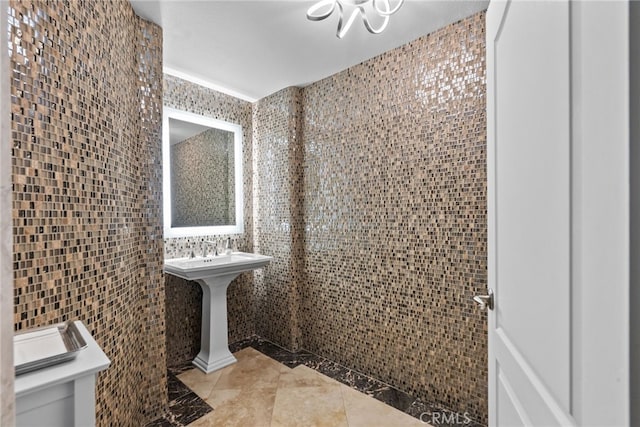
[225,237,233,255]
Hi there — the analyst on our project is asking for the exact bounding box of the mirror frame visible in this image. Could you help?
[163,107,244,238]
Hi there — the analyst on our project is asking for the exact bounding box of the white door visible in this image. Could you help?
[485,1,630,426]
[486,1,573,425]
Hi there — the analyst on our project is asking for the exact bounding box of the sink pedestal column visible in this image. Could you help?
[192,272,240,373]
[163,252,272,374]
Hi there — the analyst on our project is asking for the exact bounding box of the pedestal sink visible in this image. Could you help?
[164,252,272,373]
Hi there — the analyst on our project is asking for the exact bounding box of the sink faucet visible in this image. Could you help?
[203,240,219,256]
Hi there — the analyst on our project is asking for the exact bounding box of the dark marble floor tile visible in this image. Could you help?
[306,358,352,382]
[229,335,258,353]
[167,373,192,401]
[300,355,415,412]
[168,361,195,376]
[405,398,441,419]
[299,354,330,370]
[368,385,415,412]
[145,416,180,427]
[405,398,485,427]
[253,344,317,368]
[304,358,384,396]
[335,367,384,393]
[169,392,213,426]
[146,372,214,427]
[249,340,294,357]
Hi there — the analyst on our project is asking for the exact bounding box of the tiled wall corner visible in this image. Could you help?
[9,0,166,425]
[253,87,304,351]
[163,74,255,367]
[137,16,167,419]
[253,12,488,423]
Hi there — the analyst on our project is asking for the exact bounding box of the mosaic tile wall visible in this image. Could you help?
[9,0,166,425]
[250,12,486,423]
[171,128,234,227]
[163,74,255,367]
[164,273,202,366]
[253,87,304,351]
[300,13,487,422]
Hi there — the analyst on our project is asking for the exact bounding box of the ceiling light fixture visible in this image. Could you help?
[307,0,405,39]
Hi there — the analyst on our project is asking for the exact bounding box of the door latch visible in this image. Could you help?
[473,288,494,311]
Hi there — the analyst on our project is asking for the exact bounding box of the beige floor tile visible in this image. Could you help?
[189,386,278,427]
[177,368,223,392]
[188,380,218,400]
[278,364,339,388]
[177,365,227,400]
[176,368,209,389]
[234,347,262,361]
[183,347,428,427]
[214,349,283,390]
[205,387,244,408]
[271,384,348,427]
[186,411,217,427]
[280,364,292,373]
[340,384,428,427]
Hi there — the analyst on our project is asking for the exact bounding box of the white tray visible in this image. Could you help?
[14,321,88,375]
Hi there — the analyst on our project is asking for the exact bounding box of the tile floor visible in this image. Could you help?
[148,337,485,427]
[179,347,427,427]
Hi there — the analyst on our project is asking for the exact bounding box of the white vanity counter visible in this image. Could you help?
[15,321,110,427]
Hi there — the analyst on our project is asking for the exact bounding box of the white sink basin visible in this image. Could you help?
[164,252,272,281]
[164,251,272,373]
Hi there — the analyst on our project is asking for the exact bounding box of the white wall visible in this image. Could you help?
[630,2,640,425]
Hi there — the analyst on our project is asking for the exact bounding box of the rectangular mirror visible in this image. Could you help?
[163,107,244,238]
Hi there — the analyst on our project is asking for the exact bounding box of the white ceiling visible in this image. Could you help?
[130,0,488,102]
